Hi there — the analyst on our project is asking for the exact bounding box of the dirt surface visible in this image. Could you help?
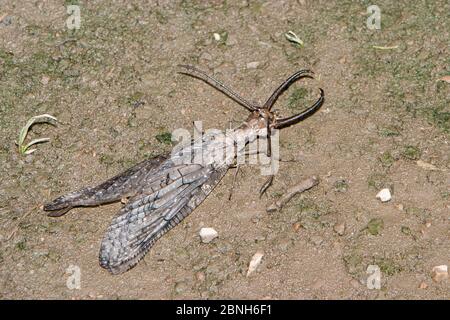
[0,0,449,299]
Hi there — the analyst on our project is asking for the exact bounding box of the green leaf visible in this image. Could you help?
[155,132,172,145]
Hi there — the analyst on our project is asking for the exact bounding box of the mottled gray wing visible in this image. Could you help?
[44,155,168,217]
[99,162,228,274]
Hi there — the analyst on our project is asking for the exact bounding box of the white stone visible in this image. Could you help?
[247,251,264,277]
[376,188,391,202]
[333,222,345,236]
[199,227,218,243]
[432,265,448,282]
[213,33,221,41]
[246,61,260,69]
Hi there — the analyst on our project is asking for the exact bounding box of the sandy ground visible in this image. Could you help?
[0,0,449,299]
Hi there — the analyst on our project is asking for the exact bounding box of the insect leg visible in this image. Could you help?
[259,175,274,198]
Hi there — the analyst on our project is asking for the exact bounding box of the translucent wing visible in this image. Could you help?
[44,128,231,274]
[99,161,228,274]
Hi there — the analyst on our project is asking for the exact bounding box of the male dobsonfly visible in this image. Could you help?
[44,65,324,274]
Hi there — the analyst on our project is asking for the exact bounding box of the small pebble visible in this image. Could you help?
[213,33,221,41]
[174,281,188,294]
[333,222,345,236]
[418,281,428,289]
[292,222,302,232]
[247,251,264,277]
[199,227,218,243]
[246,61,260,69]
[432,265,448,282]
[41,76,50,85]
[199,52,212,61]
[376,188,391,202]
[195,271,205,282]
[310,235,323,246]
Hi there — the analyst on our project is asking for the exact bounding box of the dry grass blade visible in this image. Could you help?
[16,114,57,155]
[285,31,304,47]
[372,45,399,50]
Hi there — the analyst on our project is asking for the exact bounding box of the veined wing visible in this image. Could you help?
[99,162,228,274]
[44,155,168,217]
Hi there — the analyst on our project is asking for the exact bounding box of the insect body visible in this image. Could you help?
[44,65,324,274]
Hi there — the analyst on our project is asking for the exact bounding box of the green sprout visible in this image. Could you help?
[16,114,57,155]
[402,145,421,160]
[367,218,384,236]
[155,132,172,145]
[285,31,304,47]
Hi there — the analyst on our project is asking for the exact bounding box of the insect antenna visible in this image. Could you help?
[262,69,313,111]
[178,64,257,112]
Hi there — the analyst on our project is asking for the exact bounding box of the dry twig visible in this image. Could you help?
[266,176,319,212]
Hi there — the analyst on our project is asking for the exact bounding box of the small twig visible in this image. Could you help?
[266,176,319,212]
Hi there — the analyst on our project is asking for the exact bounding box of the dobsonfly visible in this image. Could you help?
[44,65,324,274]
